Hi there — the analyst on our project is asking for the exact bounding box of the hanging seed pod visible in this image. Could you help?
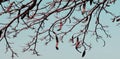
[27,11,29,18]
[56,46,59,50]
[82,50,86,57]
[69,35,74,43]
[6,2,13,12]
[56,35,59,43]
[71,36,74,43]
[82,2,86,14]
[90,0,93,5]
[57,21,63,31]
[75,37,81,53]
[75,44,81,53]
[75,37,80,49]
[0,30,3,38]
[77,37,79,42]
[55,35,59,50]
[116,18,120,22]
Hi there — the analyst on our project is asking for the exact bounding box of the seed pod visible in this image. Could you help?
[75,43,81,53]
[6,2,13,12]
[90,0,93,5]
[75,37,81,53]
[56,35,59,42]
[76,37,80,48]
[77,37,79,42]
[82,2,86,14]
[116,18,120,22]
[82,50,86,57]
[0,30,3,37]
[27,11,29,18]
[57,21,63,31]
[56,46,59,50]
[71,36,74,43]
[55,35,59,50]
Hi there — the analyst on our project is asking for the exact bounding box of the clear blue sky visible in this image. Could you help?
[0,0,120,59]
